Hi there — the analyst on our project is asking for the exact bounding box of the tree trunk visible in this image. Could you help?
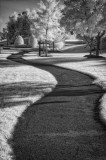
[38,41,41,56]
[83,35,94,55]
[95,31,105,56]
[7,33,9,46]
[53,41,54,51]
[45,40,48,56]
[89,46,92,55]
[96,35,101,57]
[45,28,48,57]
[89,41,94,55]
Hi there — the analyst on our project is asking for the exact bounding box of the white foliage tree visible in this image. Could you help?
[62,0,106,56]
[30,0,64,56]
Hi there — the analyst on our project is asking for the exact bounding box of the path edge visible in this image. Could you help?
[55,64,106,126]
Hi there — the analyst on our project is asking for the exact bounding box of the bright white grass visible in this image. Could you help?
[0,64,57,160]
[100,94,106,123]
[0,49,18,54]
[0,66,57,84]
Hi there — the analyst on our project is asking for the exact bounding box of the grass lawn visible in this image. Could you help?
[0,52,57,160]
[7,50,106,160]
[0,42,106,160]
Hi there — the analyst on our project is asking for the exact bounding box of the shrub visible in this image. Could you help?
[54,41,65,50]
[14,35,24,46]
[29,35,38,48]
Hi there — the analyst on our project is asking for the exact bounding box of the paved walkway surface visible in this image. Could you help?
[23,51,106,124]
[0,46,106,160]
[55,54,106,124]
[7,50,106,160]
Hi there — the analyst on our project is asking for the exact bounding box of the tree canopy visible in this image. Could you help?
[6,0,65,47]
[30,0,64,55]
[5,0,106,56]
[30,0,65,42]
[61,0,106,56]
[7,11,31,43]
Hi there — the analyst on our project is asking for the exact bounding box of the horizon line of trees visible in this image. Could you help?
[1,0,106,56]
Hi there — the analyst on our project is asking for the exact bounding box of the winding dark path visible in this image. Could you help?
[8,51,106,160]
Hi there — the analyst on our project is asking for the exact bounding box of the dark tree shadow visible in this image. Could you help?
[0,82,54,109]
[61,44,89,54]
[61,40,106,55]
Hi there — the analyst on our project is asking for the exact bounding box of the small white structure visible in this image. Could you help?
[29,35,37,48]
[14,35,24,46]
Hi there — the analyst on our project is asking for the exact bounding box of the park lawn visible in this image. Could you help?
[0,43,106,160]
[0,53,57,160]
[10,51,106,160]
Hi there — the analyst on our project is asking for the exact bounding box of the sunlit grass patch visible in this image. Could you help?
[0,64,57,160]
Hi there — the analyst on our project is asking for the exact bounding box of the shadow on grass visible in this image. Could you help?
[61,44,89,54]
[65,40,86,45]
[61,42,106,56]
[0,82,54,109]
[0,59,25,68]
[6,50,106,160]
[0,50,30,68]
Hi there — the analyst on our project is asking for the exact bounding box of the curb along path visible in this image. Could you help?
[7,51,106,160]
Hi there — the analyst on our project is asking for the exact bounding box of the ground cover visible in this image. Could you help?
[0,51,57,160]
[7,50,106,160]
[0,41,106,160]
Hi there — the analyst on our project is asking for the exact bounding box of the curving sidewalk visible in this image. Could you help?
[23,52,106,124]
[55,57,106,124]
[0,49,106,160]
[14,51,106,160]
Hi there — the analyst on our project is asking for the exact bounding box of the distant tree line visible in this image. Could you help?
[1,0,106,56]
